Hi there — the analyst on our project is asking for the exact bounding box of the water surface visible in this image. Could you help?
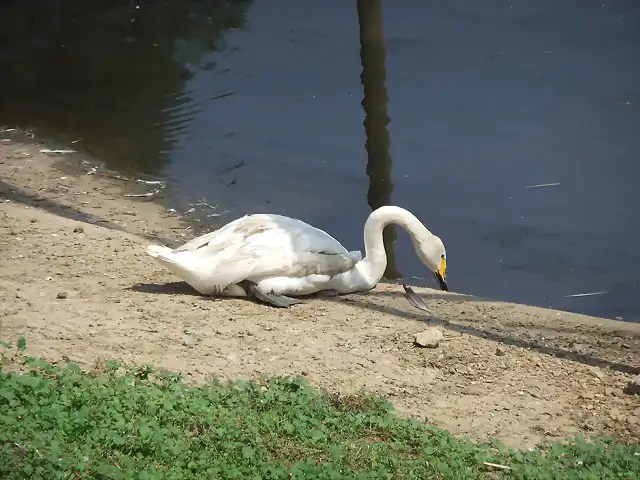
[0,0,638,320]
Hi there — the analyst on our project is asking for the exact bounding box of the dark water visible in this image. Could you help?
[1,0,639,321]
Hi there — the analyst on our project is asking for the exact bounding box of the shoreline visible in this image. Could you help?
[3,129,635,324]
[1,131,639,448]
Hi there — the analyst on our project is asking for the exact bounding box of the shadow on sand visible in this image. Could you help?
[131,279,640,377]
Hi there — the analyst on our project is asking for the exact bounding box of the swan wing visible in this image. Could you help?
[172,215,250,253]
[151,213,361,292]
[176,213,354,256]
[200,214,360,282]
[209,244,361,289]
[247,213,362,276]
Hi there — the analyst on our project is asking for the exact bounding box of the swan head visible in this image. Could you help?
[414,234,448,292]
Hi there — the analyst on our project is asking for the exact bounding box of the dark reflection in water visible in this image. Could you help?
[0,0,251,174]
[357,0,401,280]
[0,0,638,321]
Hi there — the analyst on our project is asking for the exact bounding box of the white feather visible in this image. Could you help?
[145,206,447,298]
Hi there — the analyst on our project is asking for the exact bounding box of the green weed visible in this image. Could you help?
[1,337,638,479]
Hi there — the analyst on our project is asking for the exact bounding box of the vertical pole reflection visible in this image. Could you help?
[357,0,401,279]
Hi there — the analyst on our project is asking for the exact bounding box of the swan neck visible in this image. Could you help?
[361,206,430,287]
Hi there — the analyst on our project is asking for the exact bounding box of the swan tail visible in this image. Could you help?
[145,244,173,258]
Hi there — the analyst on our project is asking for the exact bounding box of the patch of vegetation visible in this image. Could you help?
[1,337,638,479]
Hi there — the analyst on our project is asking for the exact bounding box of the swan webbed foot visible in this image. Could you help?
[402,284,432,313]
[247,285,304,308]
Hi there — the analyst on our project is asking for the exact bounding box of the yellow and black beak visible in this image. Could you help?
[433,256,448,291]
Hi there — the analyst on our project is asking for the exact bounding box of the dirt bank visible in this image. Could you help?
[1,132,639,449]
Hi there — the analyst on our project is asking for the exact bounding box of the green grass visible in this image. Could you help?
[1,337,638,479]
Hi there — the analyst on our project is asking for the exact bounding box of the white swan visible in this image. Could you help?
[145,205,448,307]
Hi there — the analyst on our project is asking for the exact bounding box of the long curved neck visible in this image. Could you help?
[330,206,432,293]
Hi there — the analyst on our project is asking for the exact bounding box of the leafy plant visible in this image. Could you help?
[0,338,638,479]
[0,335,27,367]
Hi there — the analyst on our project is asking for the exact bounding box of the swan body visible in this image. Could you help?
[145,206,448,307]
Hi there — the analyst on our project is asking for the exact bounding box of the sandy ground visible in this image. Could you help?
[1,133,639,450]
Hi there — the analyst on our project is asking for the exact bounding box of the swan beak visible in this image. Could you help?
[433,256,448,291]
[433,271,448,291]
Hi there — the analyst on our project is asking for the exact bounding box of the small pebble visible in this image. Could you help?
[182,333,198,347]
[56,292,68,299]
[414,328,443,348]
